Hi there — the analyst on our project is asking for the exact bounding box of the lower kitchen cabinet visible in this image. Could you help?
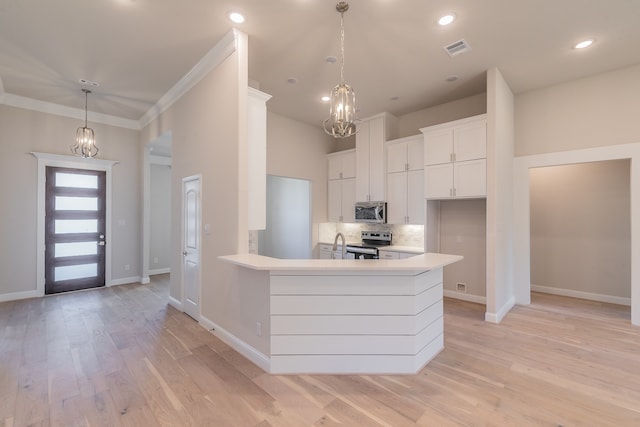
[378,249,423,260]
[319,243,344,259]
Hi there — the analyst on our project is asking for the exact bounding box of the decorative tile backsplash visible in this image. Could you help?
[319,222,424,248]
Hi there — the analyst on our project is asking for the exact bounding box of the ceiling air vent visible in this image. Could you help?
[444,39,471,57]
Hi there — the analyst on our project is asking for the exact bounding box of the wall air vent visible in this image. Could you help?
[444,39,471,57]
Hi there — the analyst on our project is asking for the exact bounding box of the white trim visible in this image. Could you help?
[2,93,139,130]
[141,277,151,285]
[168,296,182,310]
[109,276,141,287]
[139,29,238,128]
[0,290,39,303]
[485,296,515,323]
[531,285,631,307]
[32,152,118,297]
[199,315,270,373]
[149,268,170,276]
[443,290,487,305]
[513,142,640,326]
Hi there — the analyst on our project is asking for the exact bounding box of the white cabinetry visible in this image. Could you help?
[319,243,344,259]
[422,115,486,200]
[378,249,423,260]
[327,150,356,223]
[247,87,272,229]
[356,113,397,202]
[386,135,424,224]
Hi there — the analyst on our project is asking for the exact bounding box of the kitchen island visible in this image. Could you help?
[218,253,462,374]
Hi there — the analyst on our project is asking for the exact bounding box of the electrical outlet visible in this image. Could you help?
[456,282,467,293]
[256,321,262,337]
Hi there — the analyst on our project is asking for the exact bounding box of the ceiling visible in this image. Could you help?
[1,0,639,129]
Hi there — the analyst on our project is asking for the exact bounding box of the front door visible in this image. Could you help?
[45,167,106,294]
[182,175,201,320]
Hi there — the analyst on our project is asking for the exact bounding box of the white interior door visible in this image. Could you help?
[182,175,201,320]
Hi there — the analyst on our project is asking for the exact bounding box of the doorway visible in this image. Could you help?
[45,167,106,294]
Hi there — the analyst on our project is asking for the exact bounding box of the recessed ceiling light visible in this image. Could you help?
[438,13,456,26]
[446,75,459,82]
[389,96,400,101]
[321,96,331,102]
[228,12,245,24]
[325,56,338,64]
[287,77,298,84]
[574,39,594,49]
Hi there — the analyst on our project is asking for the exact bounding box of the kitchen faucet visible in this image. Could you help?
[332,232,346,259]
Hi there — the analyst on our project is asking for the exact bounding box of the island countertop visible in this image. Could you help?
[219,252,462,273]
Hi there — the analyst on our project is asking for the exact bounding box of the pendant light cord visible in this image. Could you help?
[340,11,345,83]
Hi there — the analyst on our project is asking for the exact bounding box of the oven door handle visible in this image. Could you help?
[346,246,378,256]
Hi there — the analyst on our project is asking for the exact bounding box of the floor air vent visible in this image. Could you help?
[444,39,471,57]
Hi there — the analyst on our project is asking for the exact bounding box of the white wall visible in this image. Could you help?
[0,105,140,300]
[529,160,631,303]
[486,68,515,323]
[149,163,171,272]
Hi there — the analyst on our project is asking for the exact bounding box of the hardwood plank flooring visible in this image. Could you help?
[1,275,638,426]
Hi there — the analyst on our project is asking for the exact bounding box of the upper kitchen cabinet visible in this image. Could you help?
[247,87,272,229]
[386,135,424,225]
[355,113,397,202]
[422,114,487,200]
[328,149,356,180]
[327,149,356,223]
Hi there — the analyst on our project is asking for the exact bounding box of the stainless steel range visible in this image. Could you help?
[345,231,392,259]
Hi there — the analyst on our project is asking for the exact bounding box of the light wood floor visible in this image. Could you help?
[1,275,639,426]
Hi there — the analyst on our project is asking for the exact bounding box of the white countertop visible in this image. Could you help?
[219,253,462,273]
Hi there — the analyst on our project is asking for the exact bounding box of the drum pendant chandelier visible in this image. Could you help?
[323,2,358,139]
[71,88,99,158]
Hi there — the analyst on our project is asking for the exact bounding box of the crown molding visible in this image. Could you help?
[1,93,140,130]
[138,28,239,129]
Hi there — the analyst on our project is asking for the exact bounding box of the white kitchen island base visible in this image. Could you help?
[219,253,462,375]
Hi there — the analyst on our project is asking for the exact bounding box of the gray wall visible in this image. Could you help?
[530,160,631,299]
[0,104,140,299]
[149,163,171,272]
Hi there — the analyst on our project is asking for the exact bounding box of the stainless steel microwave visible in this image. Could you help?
[355,201,386,224]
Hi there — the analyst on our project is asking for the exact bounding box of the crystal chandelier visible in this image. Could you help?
[323,2,358,138]
[70,89,98,158]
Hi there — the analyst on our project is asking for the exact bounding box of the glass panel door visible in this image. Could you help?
[45,167,106,294]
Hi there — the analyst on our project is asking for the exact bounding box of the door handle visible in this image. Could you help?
[182,251,188,256]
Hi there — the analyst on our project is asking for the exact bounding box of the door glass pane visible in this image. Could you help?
[186,190,197,249]
[56,173,98,189]
[55,220,98,234]
[55,242,98,257]
[55,263,97,281]
[55,196,98,211]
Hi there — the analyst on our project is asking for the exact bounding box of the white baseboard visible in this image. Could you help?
[443,290,487,305]
[149,268,170,276]
[199,315,270,373]
[141,277,151,284]
[168,296,182,310]
[109,276,141,287]
[485,296,516,324]
[531,284,631,306]
[0,289,39,303]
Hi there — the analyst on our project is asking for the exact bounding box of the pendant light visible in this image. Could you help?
[323,2,358,139]
[71,89,98,158]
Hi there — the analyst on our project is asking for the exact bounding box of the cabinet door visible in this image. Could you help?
[341,178,356,223]
[424,129,453,166]
[386,172,407,224]
[355,120,371,201]
[319,250,332,259]
[328,155,343,180]
[378,250,399,260]
[454,121,486,162]
[407,138,424,171]
[407,169,424,224]
[425,163,453,199]
[328,180,342,222]
[454,159,486,198]
[368,116,385,201]
[341,151,356,179]
[387,143,407,174]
